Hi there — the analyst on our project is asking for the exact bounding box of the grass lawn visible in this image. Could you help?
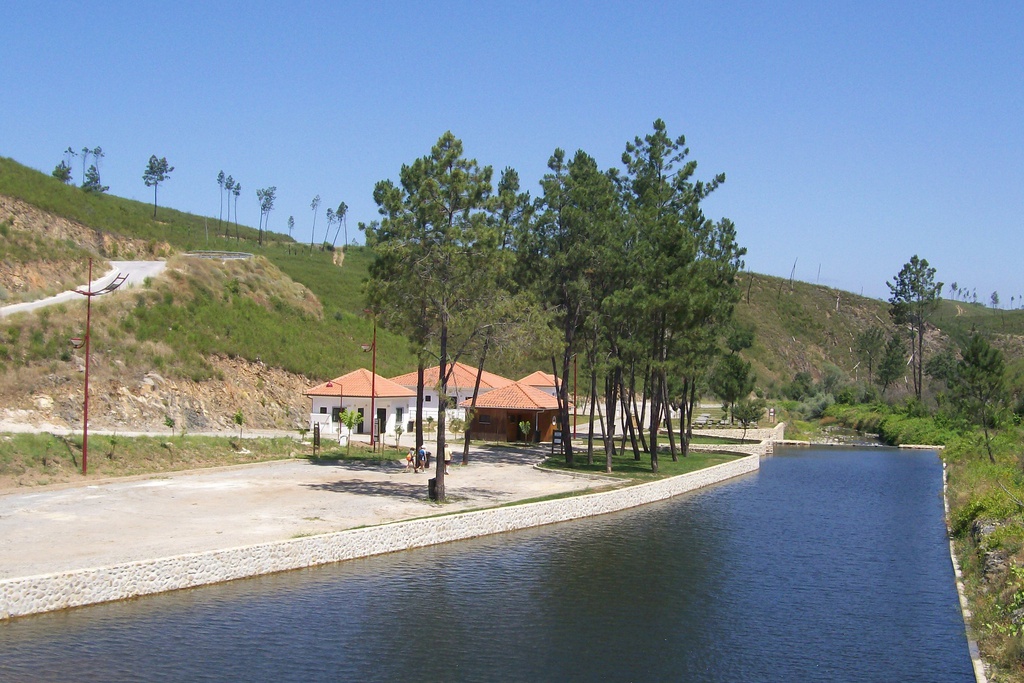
[689,434,747,444]
[541,443,741,481]
[0,432,304,488]
[303,441,409,464]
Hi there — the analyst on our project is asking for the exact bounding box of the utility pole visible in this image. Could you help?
[73,259,127,474]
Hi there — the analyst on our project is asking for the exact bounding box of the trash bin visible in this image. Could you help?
[428,477,438,501]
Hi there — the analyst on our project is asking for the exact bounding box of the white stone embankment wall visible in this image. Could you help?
[689,422,786,456]
[0,454,760,620]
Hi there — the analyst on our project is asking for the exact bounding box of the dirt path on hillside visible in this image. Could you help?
[0,260,166,319]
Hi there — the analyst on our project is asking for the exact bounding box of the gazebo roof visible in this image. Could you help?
[461,381,562,411]
[390,362,514,391]
[306,368,415,399]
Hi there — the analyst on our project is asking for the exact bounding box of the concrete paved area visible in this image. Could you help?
[0,445,615,580]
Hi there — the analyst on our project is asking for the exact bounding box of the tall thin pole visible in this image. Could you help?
[369,316,377,452]
[72,260,127,475]
[82,258,93,475]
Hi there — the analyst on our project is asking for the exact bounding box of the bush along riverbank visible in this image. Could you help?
[827,402,1024,680]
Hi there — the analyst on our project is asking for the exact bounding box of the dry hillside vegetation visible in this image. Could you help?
[733,273,893,388]
[0,196,169,303]
[0,254,322,433]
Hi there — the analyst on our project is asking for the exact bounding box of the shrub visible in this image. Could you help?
[951,499,986,537]
[798,392,834,419]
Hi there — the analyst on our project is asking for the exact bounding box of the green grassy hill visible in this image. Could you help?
[733,272,890,392]
[734,270,1024,396]
[3,154,1023,404]
[0,156,417,381]
[0,155,264,250]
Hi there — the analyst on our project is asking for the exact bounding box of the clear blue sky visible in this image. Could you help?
[2,2,1021,302]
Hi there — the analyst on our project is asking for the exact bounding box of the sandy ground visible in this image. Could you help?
[0,444,617,580]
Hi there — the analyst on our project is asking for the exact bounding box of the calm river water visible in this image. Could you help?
[0,446,974,682]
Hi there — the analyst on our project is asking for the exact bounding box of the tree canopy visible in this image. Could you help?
[363,121,746,482]
[887,255,942,399]
[142,155,174,218]
[949,333,1007,462]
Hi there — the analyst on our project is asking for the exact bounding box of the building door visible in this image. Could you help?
[357,407,365,434]
[377,408,387,440]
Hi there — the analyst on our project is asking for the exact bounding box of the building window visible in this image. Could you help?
[425,395,432,402]
[479,414,491,425]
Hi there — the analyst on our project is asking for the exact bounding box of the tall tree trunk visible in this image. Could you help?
[603,366,620,472]
[435,318,449,499]
[631,363,650,455]
[309,213,317,254]
[560,350,575,465]
[464,335,490,466]
[648,367,661,473]
[598,380,613,473]
[620,373,641,460]
[664,379,677,461]
[553,356,574,466]
[586,359,597,466]
[917,320,925,400]
[415,362,425,455]
[681,376,697,457]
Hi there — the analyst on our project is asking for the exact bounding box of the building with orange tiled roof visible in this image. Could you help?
[306,368,414,440]
[518,370,559,397]
[390,362,514,423]
[459,380,565,442]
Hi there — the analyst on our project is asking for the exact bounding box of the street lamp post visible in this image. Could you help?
[73,258,128,475]
[361,311,377,452]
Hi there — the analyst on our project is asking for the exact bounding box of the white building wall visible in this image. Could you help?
[309,397,415,439]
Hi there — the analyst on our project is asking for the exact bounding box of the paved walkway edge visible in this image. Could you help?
[0,455,759,620]
[943,462,990,683]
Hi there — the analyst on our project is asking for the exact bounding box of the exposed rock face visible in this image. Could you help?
[0,196,159,257]
[0,196,170,302]
[1,355,313,434]
[970,518,1013,584]
[0,197,315,433]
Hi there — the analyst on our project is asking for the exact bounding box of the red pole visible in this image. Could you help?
[369,316,377,452]
[82,258,92,475]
